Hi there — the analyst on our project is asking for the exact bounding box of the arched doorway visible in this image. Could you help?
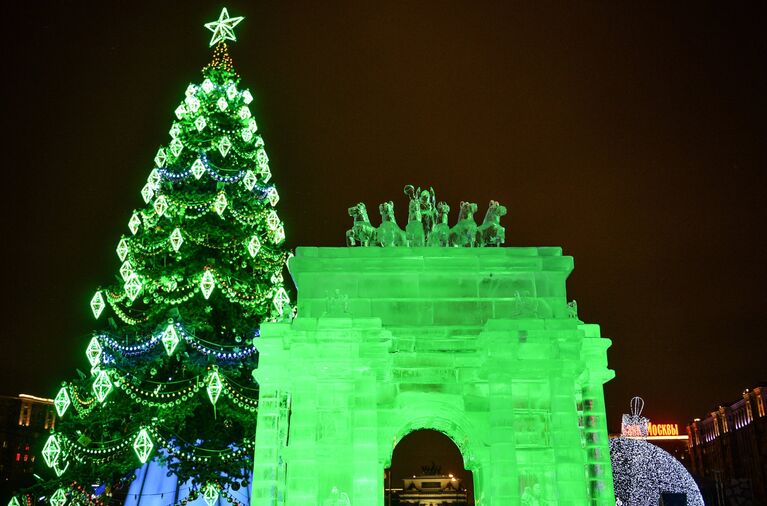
[385,429,474,506]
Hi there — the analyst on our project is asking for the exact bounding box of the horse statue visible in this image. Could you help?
[403,185,425,246]
[345,202,376,246]
[476,200,507,246]
[448,201,479,247]
[427,201,451,246]
[376,201,406,246]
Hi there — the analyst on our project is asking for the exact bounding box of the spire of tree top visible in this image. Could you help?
[204,7,244,47]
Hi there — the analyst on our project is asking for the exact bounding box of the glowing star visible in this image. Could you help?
[133,428,154,464]
[239,106,251,120]
[120,260,134,282]
[185,95,200,113]
[241,128,253,142]
[204,8,244,47]
[247,118,258,132]
[273,287,290,316]
[273,224,285,244]
[195,116,207,131]
[213,193,228,216]
[161,324,180,356]
[153,195,168,217]
[217,97,228,111]
[54,386,71,417]
[93,369,112,403]
[49,489,67,506]
[129,213,141,235]
[226,84,238,100]
[154,148,167,168]
[42,434,61,468]
[141,183,155,204]
[206,369,223,406]
[90,291,105,319]
[86,337,102,367]
[242,90,253,104]
[256,147,269,165]
[267,187,280,206]
[185,84,198,97]
[124,273,142,302]
[218,136,232,157]
[202,483,220,506]
[170,138,184,157]
[191,158,206,179]
[175,104,186,119]
[202,78,214,93]
[259,163,271,183]
[116,238,129,262]
[267,210,280,230]
[170,228,184,252]
[200,270,216,299]
[247,235,261,257]
[243,170,257,190]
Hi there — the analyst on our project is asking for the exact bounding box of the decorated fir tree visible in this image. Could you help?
[24,8,291,503]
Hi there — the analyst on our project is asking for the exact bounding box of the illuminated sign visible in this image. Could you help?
[647,422,680,437]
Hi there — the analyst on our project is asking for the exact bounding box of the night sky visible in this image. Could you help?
[2,1,765,444]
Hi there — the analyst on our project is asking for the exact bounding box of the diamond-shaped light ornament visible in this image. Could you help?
[241,128,253,142]
[170,138,184,157]
[195,116,207,131]
[9,497,21,506]
[273,287,290,316]
[161,324,180,356]
[148,168,161,187]
[213,193,228,216]
[49,489,67,506]
[267,210,280,230]
[226,83,238,100]
[93,369,112,403]
[200,270,216,299]
[202,483,220,506]
[175,104,186,119]
[141,183,155,204]
[202,78,215,94]
[54,386,71,417]
[185,95,200,113]
[206,369,223,406]
[124,273,142,302]
[169,123,181,139]
[243,90,253,104]
[154,148,167,168]
[218,136,232,157]
[254,135,265,148]
[42,434,61,468]
[273,224,285,244]
[129,213,141,235]
[267,187,280,206]
[243,170,257,190]
[120,260,134,282]
[258,163,271,183]
[247,118,258,133]
[86,337,102,367]
[191,158,206,179]
[185,84,198,97]
[256,147,269,166]
[133,428,153,464]
[247,235,261,258]
[153,195,168,217]
[170,228,184,252]
[90,291,105,319]
[116,238,129,261]
[239,106,251,120]
[217,97,228,111]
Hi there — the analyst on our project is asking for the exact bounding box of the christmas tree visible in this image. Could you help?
[21,8,291,504]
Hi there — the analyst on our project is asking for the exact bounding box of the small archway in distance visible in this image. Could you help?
[384,428,474,506]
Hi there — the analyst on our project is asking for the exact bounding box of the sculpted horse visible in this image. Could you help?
[427,201,451,246]
[403,185,425,246]
[345,202,376,246]
[448,201,479,247]
[376,201,406,246]
[476,200,507,246]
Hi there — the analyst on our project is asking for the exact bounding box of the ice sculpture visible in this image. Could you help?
[251,246,616,505]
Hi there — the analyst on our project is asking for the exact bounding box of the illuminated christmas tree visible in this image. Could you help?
[20,8,291,503]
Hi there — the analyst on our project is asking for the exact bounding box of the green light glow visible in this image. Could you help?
[153,195,168,217]
[9,497,21,506]
[202,78,214,93]
[54,386,70,417]
[116,238,129,262]
[226,84,238,100]
[170,228,184,252]
[128,213,141,235]
[204,7,244,47]
[191,158,206,179]
[273,224,285,244]
[200,270,216,299]
[42,434,61,468]
[195,116,207,131]
[247,235,261,258]
[272,287,289,315]
[49,488,67,506]
[206,369,222,406]
[124,273,142,302]
[86,337,102,367]
[218,136,232,158]
[161,324,180,356]
[267,187,279,206]
[175,104,186,119]
[90,291,105,319]
[154,148,167,168]
[120,260,133,281]
[169,123,181,139]
[217,96,228,111]
[92,369,112,403]
[243,90,253,104]
[214,193,228,216]
[141,183,154,204]
[259,163,271,183]
[169,137,184,157]
[133,428,154,464]
[266,210,280,231]
[243,170,257,190]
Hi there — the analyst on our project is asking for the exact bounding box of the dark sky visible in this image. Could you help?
[2,2,765,435]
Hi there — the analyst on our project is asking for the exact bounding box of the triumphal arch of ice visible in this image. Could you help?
[251,195,616,505]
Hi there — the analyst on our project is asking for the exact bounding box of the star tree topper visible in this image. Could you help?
[205,8,244,47]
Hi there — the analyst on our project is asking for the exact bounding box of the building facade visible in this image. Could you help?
[686,387,767,505]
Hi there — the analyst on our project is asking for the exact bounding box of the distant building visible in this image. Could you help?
[0,394,56,500]
[386,474,468,506]
[686,386,767,505]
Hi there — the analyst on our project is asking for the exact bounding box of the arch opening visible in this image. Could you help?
[384,429,474,506]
